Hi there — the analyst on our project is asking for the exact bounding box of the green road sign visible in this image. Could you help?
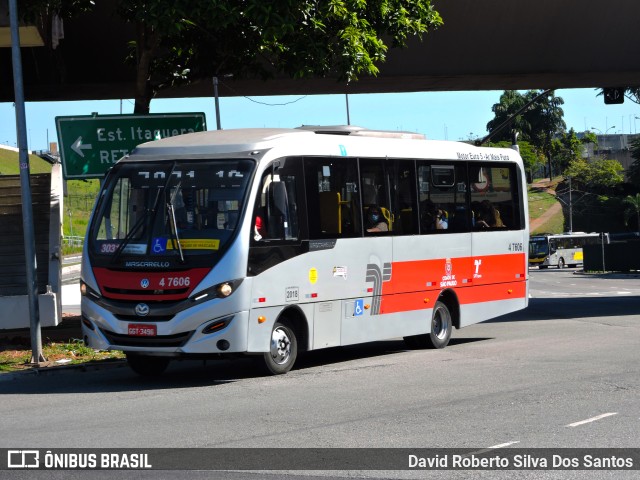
[56,113,207,179]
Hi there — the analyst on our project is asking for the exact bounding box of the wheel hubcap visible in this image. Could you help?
[433,306,451,339]
[270,327,291,365]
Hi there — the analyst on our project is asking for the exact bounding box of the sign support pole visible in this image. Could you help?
[9,0,45,364]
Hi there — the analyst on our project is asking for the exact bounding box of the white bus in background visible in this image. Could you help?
[80,126,529,376]
[529,232,604,269]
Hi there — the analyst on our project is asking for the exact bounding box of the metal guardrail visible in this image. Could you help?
[63,235,84,247]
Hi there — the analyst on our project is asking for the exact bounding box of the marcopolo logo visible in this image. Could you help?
[8,450,39,468]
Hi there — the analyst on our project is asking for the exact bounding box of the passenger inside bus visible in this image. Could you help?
[473,200,504,228]
[365,205,389,232]
[420,200,448,231]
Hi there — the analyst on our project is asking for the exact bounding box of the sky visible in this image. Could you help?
[1,88,640,152]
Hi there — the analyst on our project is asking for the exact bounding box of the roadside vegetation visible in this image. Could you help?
[0,339,124,373]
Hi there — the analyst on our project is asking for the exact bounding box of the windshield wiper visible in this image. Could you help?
[110,189,162,264]
[167,180,186,264]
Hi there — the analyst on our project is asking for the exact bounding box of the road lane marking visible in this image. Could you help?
[567,412,617,427]
[467,441,520,456]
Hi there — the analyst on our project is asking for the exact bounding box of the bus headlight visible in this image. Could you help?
[217,283,233,297]
[80,280,102,300]
[191,279,243,302]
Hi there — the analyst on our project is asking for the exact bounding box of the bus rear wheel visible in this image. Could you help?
[126,354,170,376]
[404,300,452,349]
[262,321,298,375]
[428,301,452,349]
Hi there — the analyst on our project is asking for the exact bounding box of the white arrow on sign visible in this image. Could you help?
[71,136,93,157]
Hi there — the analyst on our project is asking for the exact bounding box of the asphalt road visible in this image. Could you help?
[2,268,640,479]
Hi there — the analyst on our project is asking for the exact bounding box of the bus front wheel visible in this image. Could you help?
[262,321,298,375]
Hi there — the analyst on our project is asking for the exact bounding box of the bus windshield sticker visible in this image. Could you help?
[333,266,348,280]
[152,238,167,254]
[165,239,220,250]
[122,244,147,255]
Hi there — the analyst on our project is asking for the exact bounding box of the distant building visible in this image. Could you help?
[578,132,639,172]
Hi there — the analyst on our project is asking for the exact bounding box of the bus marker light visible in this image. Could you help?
[258,297,266,303]
[311,293,318,298]
[364,304,370,310]
[258,316,266,324]
[508,289,513,294]
[367,287,373,293]
[424,298,430,304]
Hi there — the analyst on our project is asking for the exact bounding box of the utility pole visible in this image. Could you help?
[568,176,573,233]
[213,77,222,130]
[9,0,45,364]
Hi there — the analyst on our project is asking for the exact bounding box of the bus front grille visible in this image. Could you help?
[100,329,194,348]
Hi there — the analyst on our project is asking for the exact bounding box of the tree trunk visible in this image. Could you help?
[133,22,159,114]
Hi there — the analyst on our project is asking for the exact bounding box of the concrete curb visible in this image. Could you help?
[0,359,127,382]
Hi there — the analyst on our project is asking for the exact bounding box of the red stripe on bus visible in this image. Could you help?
[377,253,526,314]
[92,267,211,301]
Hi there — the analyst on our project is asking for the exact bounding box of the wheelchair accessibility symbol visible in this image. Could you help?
[354,299,364,316]
[152,237,166,254]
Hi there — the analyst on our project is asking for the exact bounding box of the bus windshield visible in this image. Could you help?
[89,159,254,263]
[529,237,549,257]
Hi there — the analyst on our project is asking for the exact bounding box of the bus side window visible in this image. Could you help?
[360,159,391,233]
[470,163,521,230]
[304,157,361,239]
[417,162,468,234]
[391,160,419,235]
[252,160,301,242]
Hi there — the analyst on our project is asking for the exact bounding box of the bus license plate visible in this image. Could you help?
[128,324,157,336]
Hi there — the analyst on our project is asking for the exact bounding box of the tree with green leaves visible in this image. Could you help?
[489,140,542,183]
[551,128,597,174]
[114,0,443,113]
[623,193,640,232]
[564,157,624,191]
[486,90,566,180]
[485,91,530,143]
[21,1,442,114]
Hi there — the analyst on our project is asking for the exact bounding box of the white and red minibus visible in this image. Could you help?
[80,126,529,375]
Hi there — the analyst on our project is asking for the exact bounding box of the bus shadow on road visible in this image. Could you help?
[1,337,493,394]
[487,295,640,323]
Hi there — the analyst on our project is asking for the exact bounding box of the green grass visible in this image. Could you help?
[0,149,53,175]
[528,189,559,220]
[531,209,565,235]
[0,340,124,373]
[2,148,100,246]
[528,178,566,234]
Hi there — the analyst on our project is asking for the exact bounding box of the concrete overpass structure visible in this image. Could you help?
[1,0,639,103]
